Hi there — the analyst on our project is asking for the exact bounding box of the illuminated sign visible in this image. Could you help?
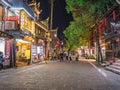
[4,16,20,21]
[20,11,35,35]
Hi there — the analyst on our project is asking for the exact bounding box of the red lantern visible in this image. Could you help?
[112,10,116,20]
[104,18,107,26]
[98,23,101,32]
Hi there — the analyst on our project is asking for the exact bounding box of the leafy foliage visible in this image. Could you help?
[64,0,116,50]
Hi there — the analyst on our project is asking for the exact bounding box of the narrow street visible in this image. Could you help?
[0,60,120,90]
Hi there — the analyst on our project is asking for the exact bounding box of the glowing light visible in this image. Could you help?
[20,11,33,32]
[16,39,31,44]
[4,16,20,21]
[31,21,35,35]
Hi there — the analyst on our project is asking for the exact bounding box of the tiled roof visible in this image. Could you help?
[7,0,35,19]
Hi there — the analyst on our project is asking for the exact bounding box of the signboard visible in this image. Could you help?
[5,39,11,57]
[5,21,16,30]
[31,45,37,59]
[3,39,11,66]
[4,16,20,21]
[32,45,37,56]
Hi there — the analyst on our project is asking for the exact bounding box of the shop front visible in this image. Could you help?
[105,39,115,60]
[16,39,31,66]
[104,20,120,61]
[31,39,45,63]
[37,45,45,61]
[14,9,35,66]
[0,36,11,67]
[0,0,36,67]
[0,4,12,67]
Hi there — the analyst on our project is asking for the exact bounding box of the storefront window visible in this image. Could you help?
[16,39,31,66]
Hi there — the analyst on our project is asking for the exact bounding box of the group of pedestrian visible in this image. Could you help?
[62,51,79,62]
[51,49,79,62]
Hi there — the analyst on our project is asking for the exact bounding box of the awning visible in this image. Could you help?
[16,39,31,44]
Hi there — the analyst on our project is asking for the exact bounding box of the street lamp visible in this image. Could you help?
[54,33,57,37]
[48,0,56,30]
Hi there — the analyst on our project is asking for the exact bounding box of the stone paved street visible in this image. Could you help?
[0,60,120,90]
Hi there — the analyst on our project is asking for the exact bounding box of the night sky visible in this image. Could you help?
[30,0,73,40]
[52,0,73,40]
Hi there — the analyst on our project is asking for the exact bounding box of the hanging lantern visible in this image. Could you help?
[104,18,107,26]
[98,23,101,32]
[112,10,116,21]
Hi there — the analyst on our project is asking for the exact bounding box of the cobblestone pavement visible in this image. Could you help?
[0,60,120,90]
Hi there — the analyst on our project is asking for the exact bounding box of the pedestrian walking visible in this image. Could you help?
[53,50,57,61]
[0,51,3,70]
[75,52,79,61]
[44,57,47,64]
[68,52,72,62]
[65,51,68,61]
[60,51,64,62]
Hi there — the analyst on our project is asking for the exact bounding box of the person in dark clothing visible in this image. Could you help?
[65,51,68,61]
[53,50,57,61]
[0,51,3,70]
[76,52,79,61]
[68,52,72,62]
[60,51,64,62]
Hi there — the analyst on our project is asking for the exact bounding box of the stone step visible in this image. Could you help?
[113,63,120,67]
[115,60,120,63]
[105,60,120,75]
[109,65,120,70]
[105,66,120,75]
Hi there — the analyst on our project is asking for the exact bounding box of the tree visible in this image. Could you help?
[64,0,116,50]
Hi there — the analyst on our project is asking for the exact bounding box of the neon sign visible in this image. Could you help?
[4,16,20,21]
